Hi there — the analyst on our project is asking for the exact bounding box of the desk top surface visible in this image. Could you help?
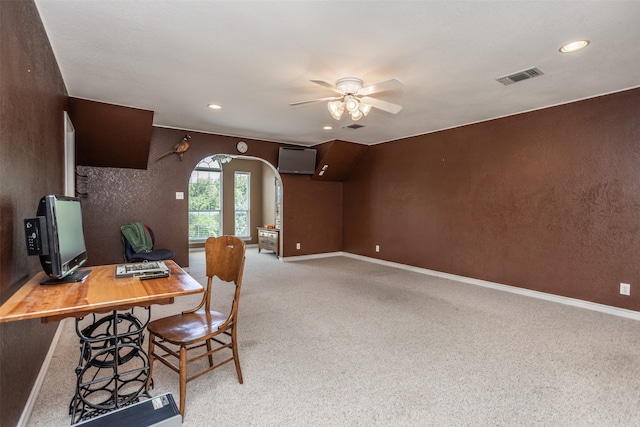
[0,260,203,323]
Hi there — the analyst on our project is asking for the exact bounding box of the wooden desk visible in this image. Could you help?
[0,260,203,423]
[0,260,203,323]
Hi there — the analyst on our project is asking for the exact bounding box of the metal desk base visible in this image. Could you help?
[70,307,152,424]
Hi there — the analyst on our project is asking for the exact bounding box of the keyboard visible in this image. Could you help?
[115,261,169,279]
[126,261,160,271]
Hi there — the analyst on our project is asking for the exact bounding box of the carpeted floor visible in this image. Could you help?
[27,247,640,426]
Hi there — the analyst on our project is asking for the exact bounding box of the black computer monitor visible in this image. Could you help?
[25,195,90,284]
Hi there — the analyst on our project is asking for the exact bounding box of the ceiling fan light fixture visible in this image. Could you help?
[359,102,372,116]
[328,101,344,120]
[351,109,363,121]
[344,96,359,113]
[292,76,403,120]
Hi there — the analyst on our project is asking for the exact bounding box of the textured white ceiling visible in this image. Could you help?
[34,1,640,146]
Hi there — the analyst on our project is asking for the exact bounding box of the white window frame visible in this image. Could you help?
[234,171,251,238]
[188,157,223,241]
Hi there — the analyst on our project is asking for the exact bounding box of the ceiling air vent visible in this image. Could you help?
[496,67,544,85]
[343,124,365,130]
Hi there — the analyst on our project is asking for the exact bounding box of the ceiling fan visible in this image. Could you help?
[290,77,403,121]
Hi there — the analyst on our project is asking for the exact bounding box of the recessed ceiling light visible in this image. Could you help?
[207,103,222,110]
[322,125,333,130]
[559,40,590,53]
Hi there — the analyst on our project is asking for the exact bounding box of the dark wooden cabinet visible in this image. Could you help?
[257,227,279,257]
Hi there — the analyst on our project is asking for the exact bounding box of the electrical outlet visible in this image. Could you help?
[620,282,631,296]
[375,245,380,253]
[296,243,301,250]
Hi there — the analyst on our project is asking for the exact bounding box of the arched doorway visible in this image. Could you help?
[188,154,282,253]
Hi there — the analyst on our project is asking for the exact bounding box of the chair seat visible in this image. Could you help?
[148,310,228,345]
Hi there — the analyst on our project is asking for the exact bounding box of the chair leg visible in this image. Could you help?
[146,335,155,392]
[231,325,243,384]
[179,345,187,416]
[206,340,214,367]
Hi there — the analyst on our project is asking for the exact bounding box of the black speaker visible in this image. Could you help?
[75,393,181,427]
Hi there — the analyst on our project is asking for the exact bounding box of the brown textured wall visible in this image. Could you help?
[80,127,344,266]
[281,175,343,255]
[344,88,640,310]
[0,1,69,425]
[69,98,154,169]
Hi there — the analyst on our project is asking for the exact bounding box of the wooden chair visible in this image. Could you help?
[145,236,246,415]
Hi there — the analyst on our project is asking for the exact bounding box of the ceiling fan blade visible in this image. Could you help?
[360,96,403,114]
[310,79,343,94]
[357,78,403,96]
[289,96,343,106]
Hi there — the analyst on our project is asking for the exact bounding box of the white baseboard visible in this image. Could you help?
[285,251,640,321]
[281,251,343,262]
[18,318,70,427]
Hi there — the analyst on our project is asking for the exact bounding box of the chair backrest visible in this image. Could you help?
[122,223,156,262]
[203,236,246,313]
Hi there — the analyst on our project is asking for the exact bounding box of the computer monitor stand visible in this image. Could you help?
[40,269,91,285]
